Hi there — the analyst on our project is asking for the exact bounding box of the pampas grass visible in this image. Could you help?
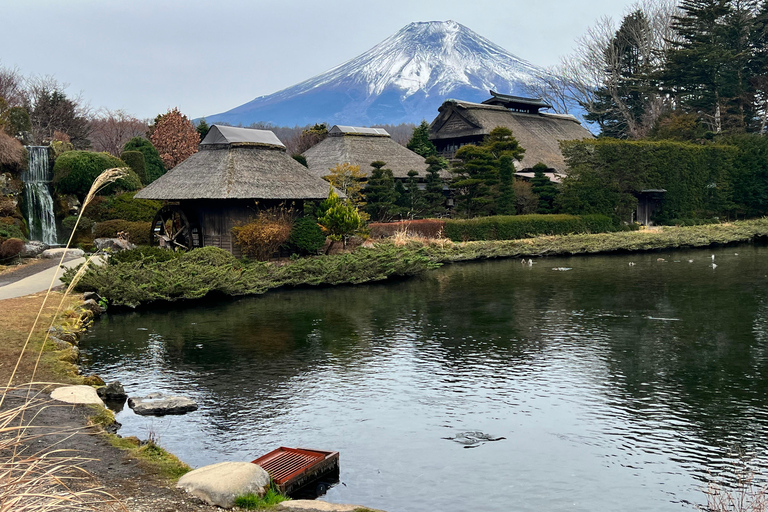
[1,168,128,510]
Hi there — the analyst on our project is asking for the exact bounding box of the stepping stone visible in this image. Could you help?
[128,393,198,416]
[50,385,104,406]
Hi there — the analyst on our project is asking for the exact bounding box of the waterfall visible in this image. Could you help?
[22,146,58,245]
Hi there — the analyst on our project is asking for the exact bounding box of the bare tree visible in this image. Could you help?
[89,109,148,156]
[0,63,25,107]
[22,76,91,147]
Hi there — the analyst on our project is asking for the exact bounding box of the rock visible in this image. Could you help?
[61,194,81,216]
[82,298,105,316]
[41,248,84,259]
[361,240,376,249]
[48,336,71,351]
[94,238,136,252]
[20,241,48,258]
[82,374,105,387]
[176,461,270,508]
[83,291,101,302]
[58,345,80,363]
[276,502,386,512]
[97,381,128,401]
[128,393,198,416]
[50,385,104,406]
[49,327,79,344]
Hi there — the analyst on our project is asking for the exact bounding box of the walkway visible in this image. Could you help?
[0,257,88,301]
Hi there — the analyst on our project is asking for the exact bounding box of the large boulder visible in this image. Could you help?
[50,385,104,406]
[20,241,48,258]
[94,237,136,252]
[41,248,84,259]
[177,462,270,508]
[128,393,198,416]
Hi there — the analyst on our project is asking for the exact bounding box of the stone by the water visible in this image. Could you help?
[20,241,48,258]
[94,238,136,252]
[177,461,270,508]
[128,393,198,415]
[50,385,104,406]
[97,381,128,401]
[82,298,105,316]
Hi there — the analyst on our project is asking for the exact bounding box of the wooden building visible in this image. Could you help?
[135,125,331,256]
[302,125,432,181]
[429,91,593,175]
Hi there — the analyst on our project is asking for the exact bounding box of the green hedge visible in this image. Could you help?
[122,137,165,184]
[120,150,147,184]
[53,151,141,198]
[443,214,620,241]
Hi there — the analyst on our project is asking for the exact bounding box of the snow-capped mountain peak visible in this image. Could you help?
[204,21,551,127]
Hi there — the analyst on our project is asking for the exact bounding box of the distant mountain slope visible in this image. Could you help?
[204,20,556,127]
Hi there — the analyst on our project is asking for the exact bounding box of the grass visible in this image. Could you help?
[106,435,191,481]
[234,485,290,509]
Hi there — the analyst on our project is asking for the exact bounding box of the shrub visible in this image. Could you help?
[109,245,184,266]
[369,219,446,239]
[122,137,165,184]
[61,215,93,235]
[286,217,326,255]
[120,150,147,184]
[53,151,139,198]
[0,131,25,172]
[233,210,295,260]
[106,192,162,222]
[0,197,16,216]
[0,237,24,260]
[443,214,618,241]
[0,222,25,241]
[92,220,152,245]
[180,246,236,266]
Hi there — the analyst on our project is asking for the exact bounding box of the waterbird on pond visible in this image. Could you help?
[712,263,718,269]
[528,259,533,266]
[688,260,694,263]
[628,262,636,266]
[712,254,715,261]
[442,431,506,449]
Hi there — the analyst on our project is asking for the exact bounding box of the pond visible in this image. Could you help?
[81,245,768,512]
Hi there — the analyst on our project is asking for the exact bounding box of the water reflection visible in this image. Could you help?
[81,245,768,512]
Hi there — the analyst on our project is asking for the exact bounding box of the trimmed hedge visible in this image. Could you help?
[53,151,141,198]
[120,150,147,184]
[122,137,165,184]
[443,214,621,242]
[92,220,152,245]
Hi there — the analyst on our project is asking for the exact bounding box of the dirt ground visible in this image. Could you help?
[0,292,219,511]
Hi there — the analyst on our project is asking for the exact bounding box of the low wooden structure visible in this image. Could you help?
[252,447,339,497]
[135,125,331,256]
[429,90,593,172]
[302,125,433,181]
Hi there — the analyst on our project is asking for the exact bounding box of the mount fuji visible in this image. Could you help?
[203,20,555,127]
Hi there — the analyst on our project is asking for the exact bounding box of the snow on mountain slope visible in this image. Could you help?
[204,21,555,127]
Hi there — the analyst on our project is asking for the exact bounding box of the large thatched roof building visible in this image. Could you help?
[429,91,593,173]
[303,125,430,180]
[135,125,331,256]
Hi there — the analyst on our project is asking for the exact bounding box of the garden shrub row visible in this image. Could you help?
[92,219,152,245]
[442,214,621,241]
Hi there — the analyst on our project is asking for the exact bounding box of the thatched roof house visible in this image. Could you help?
[429,91,593,173]
[135,125,331,256]
[302,125,430,180]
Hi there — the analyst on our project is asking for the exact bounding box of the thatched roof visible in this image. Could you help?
[302,125,430,179]
[135,126,331,201]
[429,99,593,172]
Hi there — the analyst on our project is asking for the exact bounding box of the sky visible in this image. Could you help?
[1,0,639,120]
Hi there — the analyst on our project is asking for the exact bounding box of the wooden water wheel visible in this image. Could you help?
[151,205,200,250]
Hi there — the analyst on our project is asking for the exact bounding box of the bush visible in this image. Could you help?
[61,215,93,235]
[286,217,326,255]
[180,246,236,266]
[53,151,140,198]
[0,238,24,261]
[233,210,294,260]
[106,192,161,222]
[0,223,25,241]
[443,214,618,241]
[109,245,184,266]
[369,219,446,239]
[122,137,165,184]
[92,220,152,245]
[120,150,147,184]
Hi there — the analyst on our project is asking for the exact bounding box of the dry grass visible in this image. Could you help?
[706,472,768,512]
[0,168,129,511]
[392,227,453,248]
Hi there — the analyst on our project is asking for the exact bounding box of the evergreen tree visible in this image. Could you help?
[423,156,447,216]
[530,163,559,213]
[401,170,427,219]
[363,161,399,221]
[497,156,516,215]
[196,118,210,141]
[406,120,437,158]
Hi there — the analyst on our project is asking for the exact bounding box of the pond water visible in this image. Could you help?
[81,245,768,512]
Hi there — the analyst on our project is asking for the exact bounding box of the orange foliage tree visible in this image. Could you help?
[148,108,199,169]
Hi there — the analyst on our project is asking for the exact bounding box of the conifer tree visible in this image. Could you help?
[363,161,399,221]
[497,156,516,215]
[530,163,559,214]
[406,120,437,158]
[423,156,447,216]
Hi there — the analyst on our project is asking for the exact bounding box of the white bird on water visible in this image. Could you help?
[528,259,533,266]
[629,262,636,266]
[712,263,718,269]
[712,254,716,261]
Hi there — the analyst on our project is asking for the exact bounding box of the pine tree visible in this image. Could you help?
[406,120,437,158]
[530,163,559,214]
[401,170,426,219]
[363,161,399,221]
[497,156,516,215]
[423,156,447,216]
[196,118,210,141]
